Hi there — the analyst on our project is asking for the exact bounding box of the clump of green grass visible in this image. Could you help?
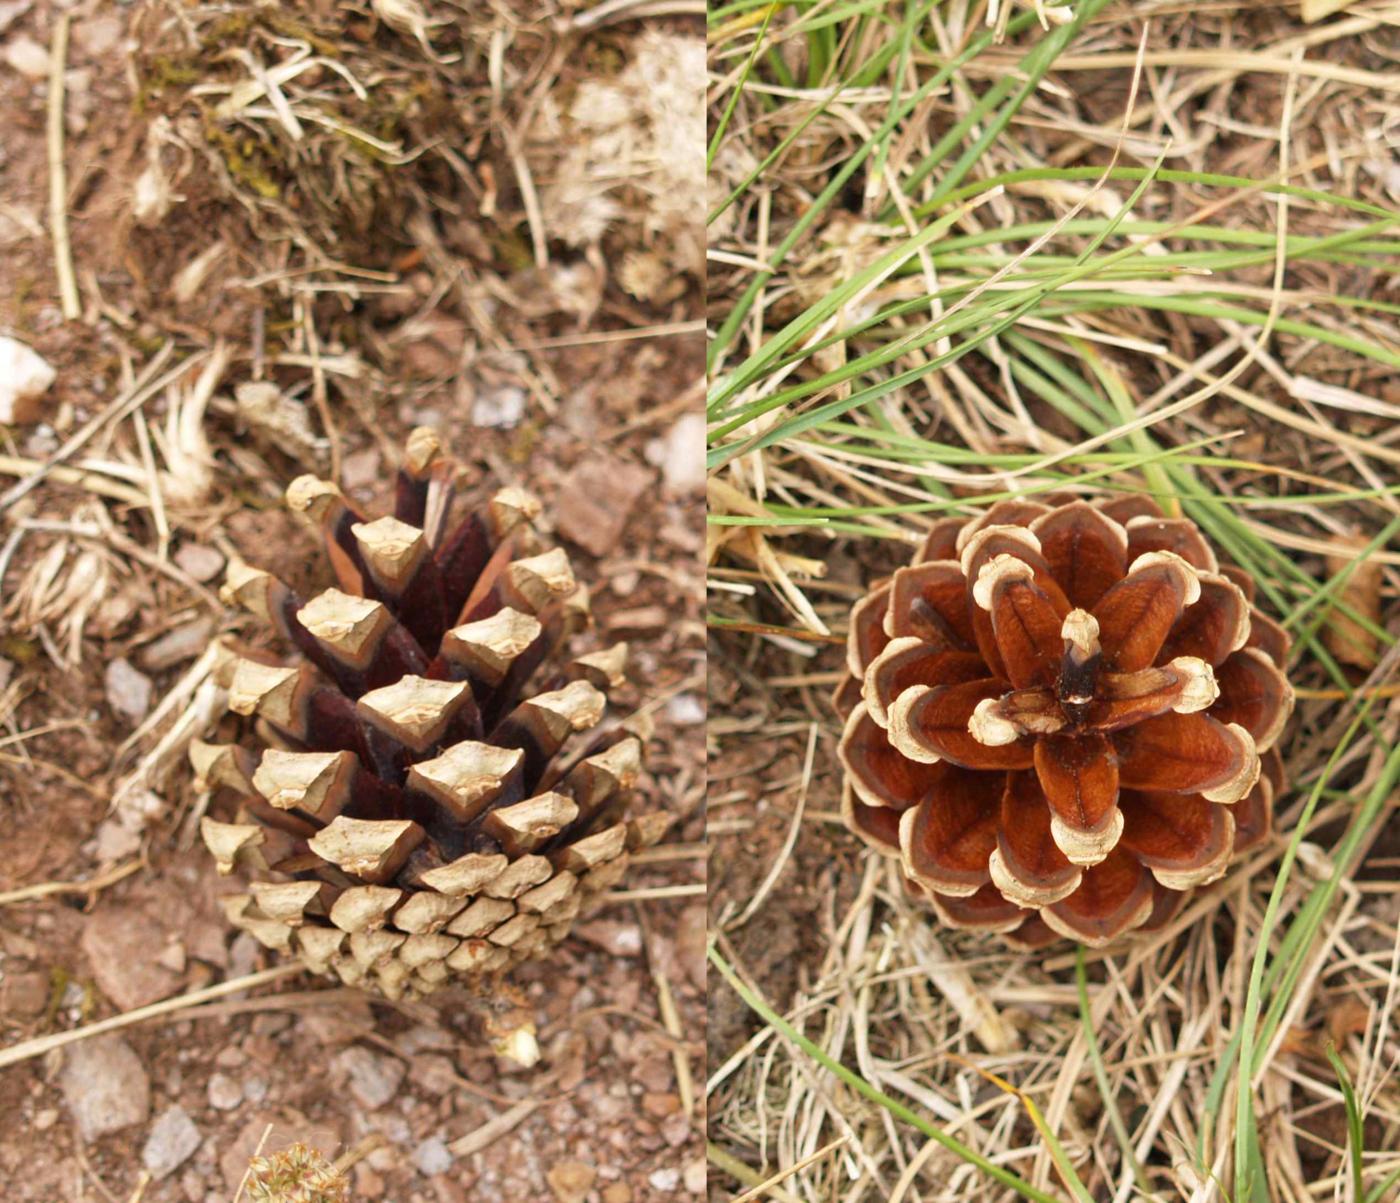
[706,1,1400,1198]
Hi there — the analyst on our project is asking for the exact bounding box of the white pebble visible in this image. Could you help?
[0,336,56,423]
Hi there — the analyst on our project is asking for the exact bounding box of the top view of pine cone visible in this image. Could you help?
[836,497,1295,948]
[192,428,668,1017]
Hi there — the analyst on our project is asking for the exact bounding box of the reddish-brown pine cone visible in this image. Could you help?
[193,428,668,1002]
[835,496,1293,948]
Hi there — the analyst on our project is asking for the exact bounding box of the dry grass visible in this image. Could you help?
[706,2,1400,1200]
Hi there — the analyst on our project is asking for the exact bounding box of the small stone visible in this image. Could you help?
[665,693,704,725]
[573,921,642,958]
[156,939,187,975]
[82,904,182,1010]
[546,1161,596,1203]
[75,14,123,57]
[142,1105,201,1180]
[59,1036,151,1141]
[207,1072,243,1111]
[32,1108,58,1131]
[683,1159,705,1193]
[673,906,706,992]
[339,447,382,493]
[649,1167,681,1192]
[105,658,154,725]
[92,814,144,863]
[646,411,705,494]
[471,385,526,429]
[601,1186,632,1203]
[139,617,215,672]
[413,1137,453,1177]
[173,543,225,583]
[0,336,56,422]
[5,969,48,1015]
[643,1092,680,1118]
[0,3,33,38]
[2,34,47,80]
[332,1046,405,1110]
[554,455,653,556]
[411,1053,457,1097]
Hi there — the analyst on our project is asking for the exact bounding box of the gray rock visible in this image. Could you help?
[332,1046,405,1111]
[142,1105,200,1179]
[104,658,153,725]
[59,1036,151,1141]
[206,1072,243,1111]
[138,617,215,671]
[413,1136,453,1176]
[172,542,225,584]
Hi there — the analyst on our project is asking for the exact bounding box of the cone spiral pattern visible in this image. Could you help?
[836,496,1294,948]
[194,428,669,1000]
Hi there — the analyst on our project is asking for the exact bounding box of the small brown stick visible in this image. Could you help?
[603,884,706,902]
[638,906,695,1119]
[730,1135,850,1203]
[447,1097,541,1157]
[302,303,342,481]
[0,965,301,1070]
[47,12,80,320]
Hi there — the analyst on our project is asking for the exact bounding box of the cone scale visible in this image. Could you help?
[836,497,1294,948]
[195,429,667,1002]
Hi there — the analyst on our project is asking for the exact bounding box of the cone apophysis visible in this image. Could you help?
[194,428,669,1006]
[836,496,1294,948]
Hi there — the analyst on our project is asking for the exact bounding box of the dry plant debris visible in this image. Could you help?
[837,496,1293,947]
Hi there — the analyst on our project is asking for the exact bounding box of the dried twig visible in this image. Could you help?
[47,12,79,320]
[0,966,301,1070]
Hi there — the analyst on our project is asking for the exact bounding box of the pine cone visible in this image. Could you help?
[836,497,1293,948]
[194,428,668,1002]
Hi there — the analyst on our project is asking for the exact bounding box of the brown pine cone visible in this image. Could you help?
[835,496,1293,948]
[194,428,669,1004]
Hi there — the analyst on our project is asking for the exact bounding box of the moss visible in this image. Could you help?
[507,419,542,464]
[202,120,282,199]
[491,226,536,273]
[0,635,39,665]
[131,53,202,113]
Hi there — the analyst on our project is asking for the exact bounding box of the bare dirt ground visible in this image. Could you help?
[0,2,704,1199]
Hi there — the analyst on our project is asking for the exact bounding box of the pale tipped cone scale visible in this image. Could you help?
[440,609,542,684]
